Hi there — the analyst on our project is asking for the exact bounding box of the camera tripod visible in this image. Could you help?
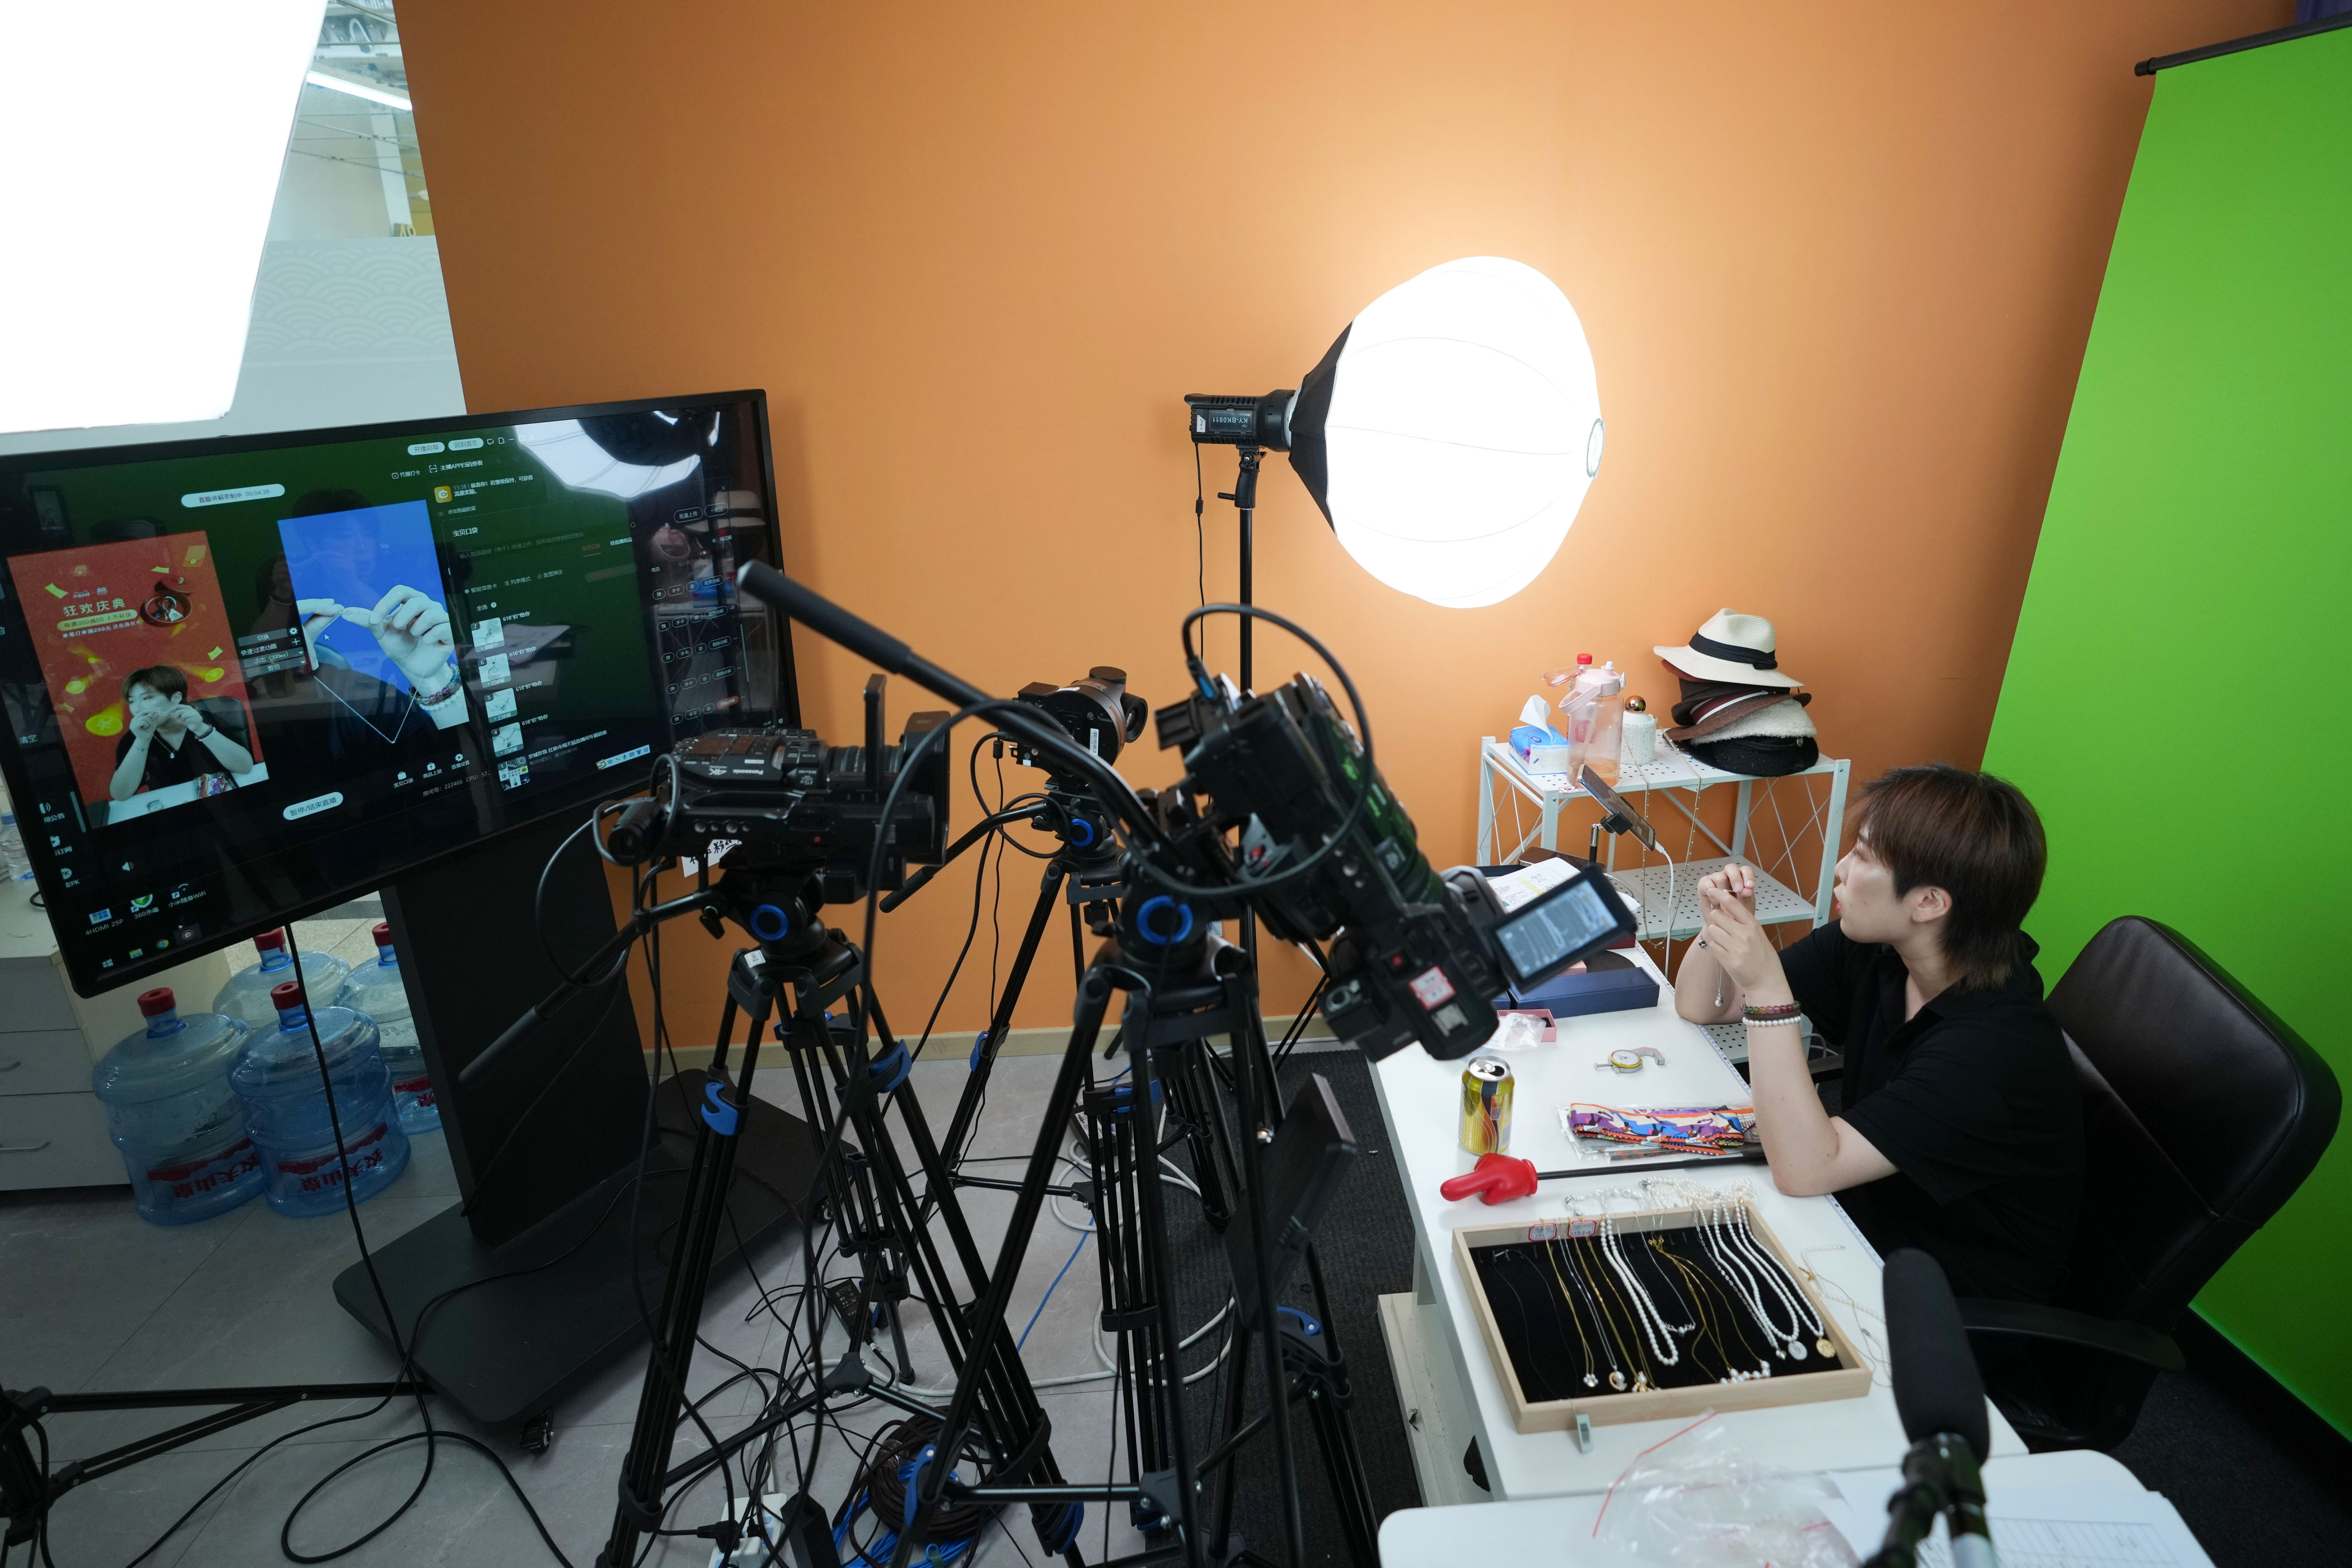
[901,932,1378,1568]
[901,779,1244,1231]
[596,866,1099,1568]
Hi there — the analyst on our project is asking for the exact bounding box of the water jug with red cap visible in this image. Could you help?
[227,978,410,1217]
[91,988,262,1226]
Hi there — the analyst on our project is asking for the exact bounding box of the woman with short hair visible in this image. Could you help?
[1675,763,2083,1302]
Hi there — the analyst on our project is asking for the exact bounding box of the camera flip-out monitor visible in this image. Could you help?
[0,392,795,994]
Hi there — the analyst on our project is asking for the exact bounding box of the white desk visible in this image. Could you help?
[1379,1450,2212,1565]
[1366,946,2027,1505]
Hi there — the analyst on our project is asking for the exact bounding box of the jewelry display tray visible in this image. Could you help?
[1452,1203,1871,1433]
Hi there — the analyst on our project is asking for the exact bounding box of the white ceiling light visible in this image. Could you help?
[305,68,412,111]
[0,1,325,437]
[519,420,702,500]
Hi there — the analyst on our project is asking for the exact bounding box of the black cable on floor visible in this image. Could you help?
[273,920,580,1567]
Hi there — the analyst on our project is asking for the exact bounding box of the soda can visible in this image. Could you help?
[1459,1056,1513,1154]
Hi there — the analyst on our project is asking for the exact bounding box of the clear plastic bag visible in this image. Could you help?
[1590,1412,1858,1567]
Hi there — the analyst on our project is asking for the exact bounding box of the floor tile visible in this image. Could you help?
[0,1185,247,1394]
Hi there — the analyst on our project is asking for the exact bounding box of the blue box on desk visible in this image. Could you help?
[1500,952,1657,1019]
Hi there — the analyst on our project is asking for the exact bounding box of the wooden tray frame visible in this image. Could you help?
[1452,1202,1871,1432]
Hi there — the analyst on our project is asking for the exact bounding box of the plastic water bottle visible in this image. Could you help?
[334,922,437,1134]
[90,988,263,1226]
[0,811,33,882]
[227,979,410,1217]
[212,929,350,1033]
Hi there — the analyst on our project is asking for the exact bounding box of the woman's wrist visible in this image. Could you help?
[414,661,464,708]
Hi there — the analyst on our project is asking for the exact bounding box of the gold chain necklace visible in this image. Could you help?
[1573,1235,1655,1392]
[1537,1241,1598,1389]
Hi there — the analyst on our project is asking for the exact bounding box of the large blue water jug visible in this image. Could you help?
[90,988,262,1226]
[333,922,438,1134]
[227,979,410,1217]
[212,929,350,1034]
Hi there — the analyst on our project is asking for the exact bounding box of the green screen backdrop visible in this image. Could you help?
[1984,28,2352,1434]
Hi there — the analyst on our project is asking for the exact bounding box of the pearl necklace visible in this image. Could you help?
[1698,1190,1802,1361]
[1728,1197,1835,1361]
[1598,1207,1685,1368]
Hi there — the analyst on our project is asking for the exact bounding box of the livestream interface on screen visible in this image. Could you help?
[0,401,785,987]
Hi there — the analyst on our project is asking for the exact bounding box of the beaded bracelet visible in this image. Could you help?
[416,663,464,708]
[1742,1001,1802,1022]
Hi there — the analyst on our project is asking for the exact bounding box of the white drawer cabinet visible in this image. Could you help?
[0,1030,101,1095]
[0,879,236,1192]
[0,1091,122,1188]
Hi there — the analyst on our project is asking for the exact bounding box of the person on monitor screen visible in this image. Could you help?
[109,666,258,801]
[1672,764,2082,1302]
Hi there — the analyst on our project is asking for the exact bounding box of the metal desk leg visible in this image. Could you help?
[1540,790,1562,854]
[1477,739,1497,864]
[1732,779,1753,862]
[1814,760,1851,925]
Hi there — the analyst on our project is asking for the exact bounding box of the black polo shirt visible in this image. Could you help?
[114,726,228,794]
[1778,920,2083,1302]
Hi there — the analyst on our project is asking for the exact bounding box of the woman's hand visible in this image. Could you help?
[1697,878,1786,995]
[1696,863,1757,913]
[295,597,345,669]
[343,586,455,687]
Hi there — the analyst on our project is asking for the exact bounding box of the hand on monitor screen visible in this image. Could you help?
[341,585,457,686]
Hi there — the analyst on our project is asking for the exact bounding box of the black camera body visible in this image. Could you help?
[607,677,951,905]
[1142,674,1636,1061]
[1013,667,1150,870]
[1015,666,1150,769]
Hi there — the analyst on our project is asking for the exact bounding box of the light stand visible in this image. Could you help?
[1226,444,1263,698]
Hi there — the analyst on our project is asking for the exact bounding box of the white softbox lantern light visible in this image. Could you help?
[0,1,324,437]
[1311,258,1602,608]
[1188,257,1604,611]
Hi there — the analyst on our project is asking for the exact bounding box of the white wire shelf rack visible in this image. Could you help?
[1476,733,1852,933]
[1604,854,1816,943]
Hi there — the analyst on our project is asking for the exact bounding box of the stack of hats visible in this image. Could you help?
[1651,609,1817,777]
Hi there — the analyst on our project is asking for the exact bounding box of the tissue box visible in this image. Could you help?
[1509,723,1572,772]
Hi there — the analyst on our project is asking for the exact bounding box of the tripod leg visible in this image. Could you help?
[1207,1307,1252,1554]
[1167,1042,1236,1227]
[1305,1377,1380,1568]
[830,986,1082,1562]
[1127,1027,1208,1568]
[1226,998,1308,1568]
[893,967,1113,1568]
[599,994,773,1568]
[937,858,1067,1168]
[1300,1244,1378,1558]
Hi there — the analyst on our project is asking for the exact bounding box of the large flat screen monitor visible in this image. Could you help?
[0,392,796,995]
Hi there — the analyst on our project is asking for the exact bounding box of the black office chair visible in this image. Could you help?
[1956,917,2340,1451]
[191,694,252,754]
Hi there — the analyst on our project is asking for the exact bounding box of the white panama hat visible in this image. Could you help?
[1654,608,1802,690]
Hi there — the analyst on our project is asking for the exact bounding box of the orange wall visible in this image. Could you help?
[403,0,2280,1050]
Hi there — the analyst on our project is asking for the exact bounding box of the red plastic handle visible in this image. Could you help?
[1438,1153,1540,1205]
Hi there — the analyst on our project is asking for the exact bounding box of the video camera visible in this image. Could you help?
[1009,667,1149,864]
[1138,673,1638,1061]
[724,561,1633,1064]
[604,674,952,905]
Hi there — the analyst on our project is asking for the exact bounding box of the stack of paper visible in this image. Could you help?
[1820,1472,2214,1567]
